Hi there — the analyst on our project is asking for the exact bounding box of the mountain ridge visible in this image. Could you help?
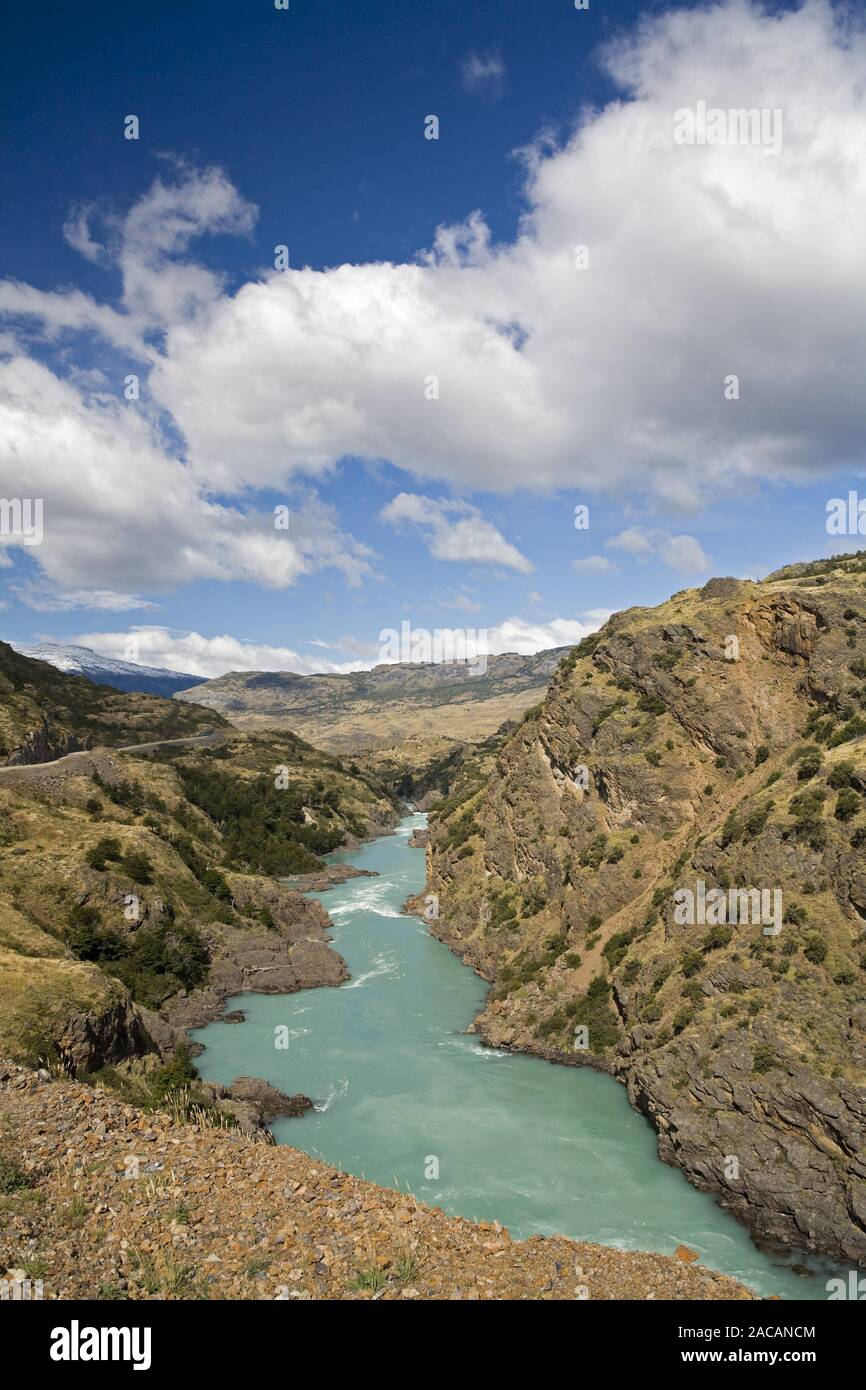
[421,553,866,1266]
[9,642,205,699]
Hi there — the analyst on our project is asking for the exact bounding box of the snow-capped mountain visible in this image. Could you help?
[9,643,205,698]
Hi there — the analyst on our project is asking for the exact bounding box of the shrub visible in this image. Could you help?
[743,802,774,838]
[827,761,856,789]
[602,928,636,969]
[681,949,704,978]
[672,1006,695,1035]
[579,836,608,870]
[122,850,154,884]
[752,1044,779,1074]
[835,788,861,822]
[755,745,770,765]
[802,933,828,965]
[797,750,823,780]
[829,714,866,747]
[638,693,666,715]
[702,925,733,951]
[569,975,621,1053]
[86,836,122,870]
[783,901,808,926]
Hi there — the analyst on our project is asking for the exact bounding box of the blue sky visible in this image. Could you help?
[1,0,864,677]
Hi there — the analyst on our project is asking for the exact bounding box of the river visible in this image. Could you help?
[190,812,850,1300]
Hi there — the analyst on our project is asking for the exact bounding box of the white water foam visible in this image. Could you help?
[314,1076,350,1112]
[342,951,399,989]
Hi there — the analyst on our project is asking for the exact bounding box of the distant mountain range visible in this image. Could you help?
[9,642,206,699]
[174,648,572,751]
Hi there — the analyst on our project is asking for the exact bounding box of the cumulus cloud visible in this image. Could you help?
[608,527,711,573]
[1,0,864,610]
[71,611,607,679]
[0,355,373,604]
[572,554,618,573]
[119,1,866,504]
[70,626,368,680]
[380,492,532,572]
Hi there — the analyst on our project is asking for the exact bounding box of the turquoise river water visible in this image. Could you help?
[191,812,851,1299]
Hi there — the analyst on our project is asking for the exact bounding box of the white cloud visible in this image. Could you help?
[62,204,105,264]
[0,0,864,606]
[481,614,609,655]
[573,554,618,573]
[461,50,506,97]
[0,354,373,603]
[106,1,866,505]
[71,626,368,680]
[380,493,532,573]
[70,610,608,680]
[11,585,158,613]
[608,527,710,573]
[608,529,654,557]
[659,533,712,574]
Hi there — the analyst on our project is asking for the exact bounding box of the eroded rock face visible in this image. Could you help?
[625,1031,866,1265]
[5,714,93,766]
[53,996,153,1075]
[424,561,866,1264]
[159,878,348,1035]
[198,1075,312,1133]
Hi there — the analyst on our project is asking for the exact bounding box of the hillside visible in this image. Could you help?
[0,640,221,762]
[10,642,206,698]
[0,707,398,1077]
[423,554,866,1266]
[173,649,570,752]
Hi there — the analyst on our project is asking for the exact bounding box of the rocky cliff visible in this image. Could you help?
[424,553,866,1265]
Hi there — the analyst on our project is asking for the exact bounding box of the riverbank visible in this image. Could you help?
[189,814,848,1298]
[0,1062,753,1300]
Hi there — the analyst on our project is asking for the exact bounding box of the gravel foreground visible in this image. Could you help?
[0,1064,755,1301]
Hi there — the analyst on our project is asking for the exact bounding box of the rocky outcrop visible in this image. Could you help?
[424,555,866,1266]
[198,1075,312,1133]
[5,714,92,766]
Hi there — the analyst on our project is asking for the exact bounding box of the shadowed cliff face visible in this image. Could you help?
[425,556,866,1265]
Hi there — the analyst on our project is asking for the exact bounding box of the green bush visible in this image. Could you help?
[702,925,733,951]
[802,933,828,965]
[86,836,122,870]
[752,1044,779,1074]
[569,975,621,1053]
[797,749,823,780]
[835,788,861,822]
[121,850,153,884]
[638,693,666,716]
[681,949,704,978]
